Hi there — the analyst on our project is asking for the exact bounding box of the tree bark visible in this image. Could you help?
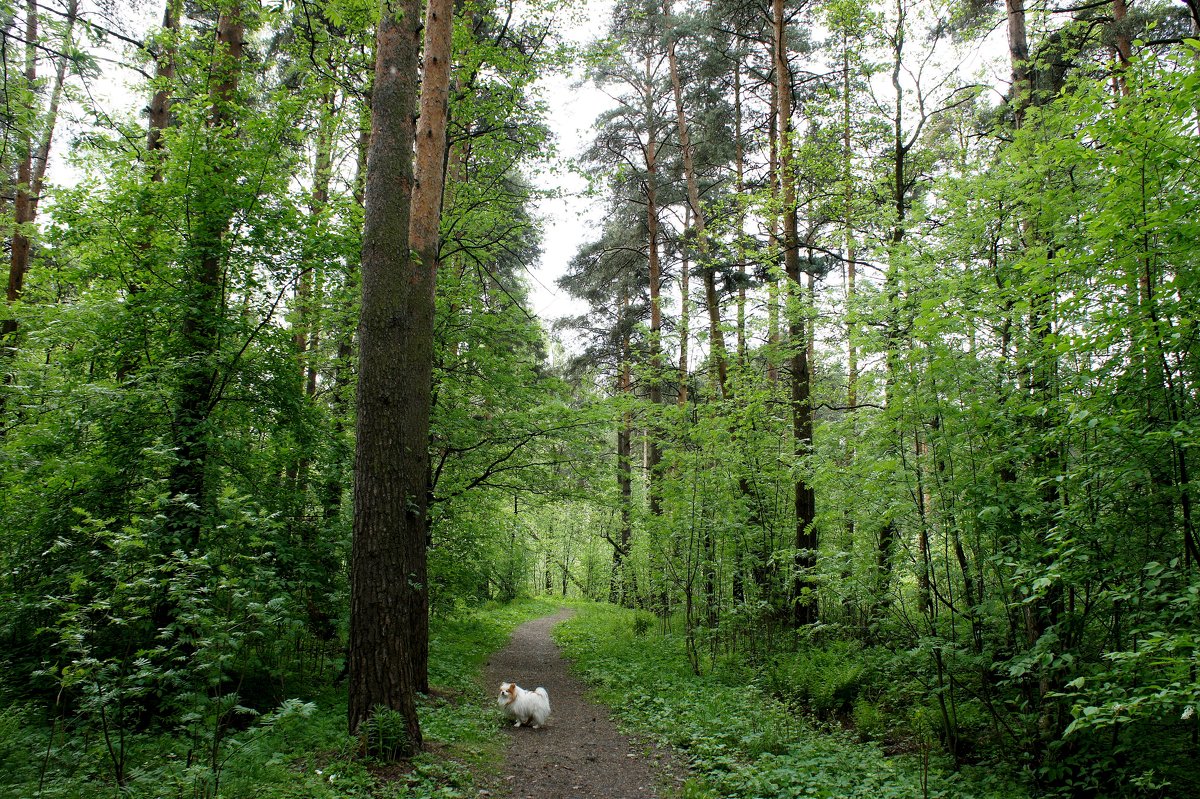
[773,0,817,627]
[2,0,40,371]
[666,1,727,399]
[147,0,182,169]
[406,0,454,697]
[642,49,664,516]
[766,81,781,386]
[615,287,634,604]
[347,0,426,754]
[842,29,858,412]
[678,205,691,407]
[165,3,245,551]
[1005,0,1031,128]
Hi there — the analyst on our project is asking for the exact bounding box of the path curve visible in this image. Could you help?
[483,609,674,799]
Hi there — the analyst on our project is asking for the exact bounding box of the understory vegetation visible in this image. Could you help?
[556,602,1029,799]
[0,598,558,799]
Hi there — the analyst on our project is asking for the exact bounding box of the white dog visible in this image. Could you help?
[497,681,551,728]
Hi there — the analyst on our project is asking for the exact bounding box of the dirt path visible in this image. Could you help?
[482,609,676,799]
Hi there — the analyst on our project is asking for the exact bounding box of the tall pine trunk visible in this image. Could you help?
[347,0,426,753]
[406,0,454,696]
[666,1,727,399]
[643,50,664,518]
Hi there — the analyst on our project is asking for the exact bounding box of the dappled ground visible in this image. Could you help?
[482,609,679,798]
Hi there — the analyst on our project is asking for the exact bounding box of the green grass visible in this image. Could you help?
[0,597,561,799]
[553,602,1030,799]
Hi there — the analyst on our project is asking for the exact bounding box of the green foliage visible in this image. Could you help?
[0,599,555,798]
[762,639,869,719]
[555,603,1028,799]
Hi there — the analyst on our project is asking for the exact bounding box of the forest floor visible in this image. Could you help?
[482,608,681,799]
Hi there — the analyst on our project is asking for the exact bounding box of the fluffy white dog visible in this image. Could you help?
[497,681,551,729]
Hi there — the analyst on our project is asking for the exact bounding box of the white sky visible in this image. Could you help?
[526,0,614,333]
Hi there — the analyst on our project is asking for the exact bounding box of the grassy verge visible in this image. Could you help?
[553,602,1029,799]
[1,597,560,799]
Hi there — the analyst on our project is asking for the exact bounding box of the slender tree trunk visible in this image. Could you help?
[1004,0,1067,760]
[2,0,39,376]
[666,1,727,398]
[616,287,634,604]
[406,0,454,696]
[774,0,817,627]
[31,0,75,195]
[734,60,746,364]
[1112,0,1132,94]
[296,89,336,397]
[147,0,181,168]
[875,0,912,626]
[347,0,425,754]
[766,85,781,387]
[287,89,337,505]
[165,3,245,552]
[842,30,858,412]
[643,50,664,517]
[320,108,371,524]
[678,205,691,407]
[117,0,179,383]
[1005,0,1031,128]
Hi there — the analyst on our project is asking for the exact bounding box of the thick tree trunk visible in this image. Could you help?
[347,0,426,754]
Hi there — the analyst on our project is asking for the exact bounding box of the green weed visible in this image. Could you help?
[554,602,1030,799]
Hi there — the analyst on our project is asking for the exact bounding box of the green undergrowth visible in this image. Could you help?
[1,597,559,799]
[553,602,1029,799]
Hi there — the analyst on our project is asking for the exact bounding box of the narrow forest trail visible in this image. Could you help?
[483,609,677,799]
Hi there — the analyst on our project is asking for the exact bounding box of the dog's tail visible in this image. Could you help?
[534,687,549,700]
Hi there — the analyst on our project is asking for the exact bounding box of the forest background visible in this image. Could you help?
[1,0,1199,797]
